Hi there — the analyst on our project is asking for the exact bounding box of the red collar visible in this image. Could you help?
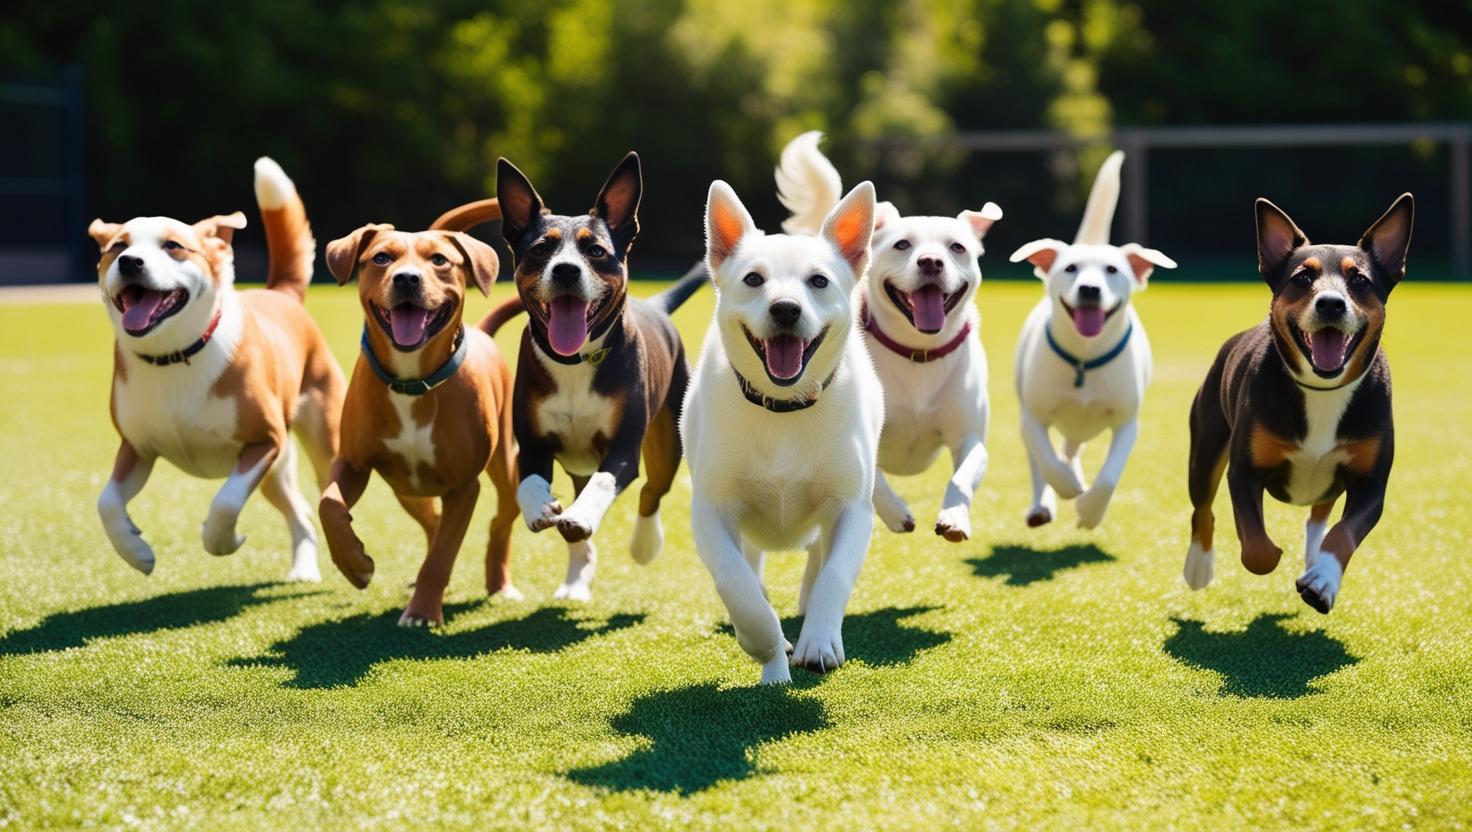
[860,301,971,362]
[135,304,224,366]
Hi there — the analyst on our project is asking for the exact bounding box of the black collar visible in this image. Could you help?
[135,305,223,366]
[360,326,467,396]
[733,366,837,413]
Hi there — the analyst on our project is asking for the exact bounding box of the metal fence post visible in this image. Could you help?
[1118,131,1148,245]
[1452,132,1470,280]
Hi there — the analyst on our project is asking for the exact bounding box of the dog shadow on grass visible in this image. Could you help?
[1163,613,1358,698]
[966,543,1115,587]
[0,582,306,657]
[235,605,644,689]
[716,605,952,669]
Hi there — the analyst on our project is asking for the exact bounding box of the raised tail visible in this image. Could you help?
[431,198,502,232]
[650,261,709,314]
[254,157,315,301]
[477,297,525,338]
[776,131,844,235]
[1074,150,1125,245]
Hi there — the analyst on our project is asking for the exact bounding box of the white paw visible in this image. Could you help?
[201,511,246,556]
[630,512,664,564]
[105,522,156,575]
[397,610,440,628]
[875,494,915,534]
[494,583,525,602]
[527,502,562,532]
[791,623,845,674]
[1296,556,1342,615]
[760,654,793,685]
[1048,467,1085,500]
[286,559,321,583]
[934,505,971,542]
[1183,541,1215,590]
[554,580,592,603]
[1075,482,1115,529]
[517,476,562,532]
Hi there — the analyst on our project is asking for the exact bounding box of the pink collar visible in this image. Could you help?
[861,301,971,363]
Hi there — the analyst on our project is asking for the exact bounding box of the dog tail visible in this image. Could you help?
[431,198,502,232]
[254,157,315,302]
[651,261,710,314]
[1074,150,1124,245]
[777,131,844,235]
[477,297,525,337]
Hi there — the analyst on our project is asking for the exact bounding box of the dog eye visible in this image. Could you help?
[587,244,607,258]
[372,252,393,266]
[1064,264,1078,273]
[894,240,911,251]
[530,241,552,258]
[430,253,449,267]
[109,241,127,252]
[161,240,183,251]
[1105,265,1118,274]
[743,272,764,287]
[809,274,830,289]
[949,242,967,254]
[1347,270,1370,288]
[1292,271,1313,287]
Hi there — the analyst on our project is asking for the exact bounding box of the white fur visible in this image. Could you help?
[630,511,664,564]
[252,157,295,211]
[1279,379,1362,505]
[381,392,438,492]
[555,540,596,602]
[517,474,558,531]
[1183,539,1215,590]
[202,445,275,556]
[684,178,883,684]
[1297,555,1343,612]
[1304,517,1329,568]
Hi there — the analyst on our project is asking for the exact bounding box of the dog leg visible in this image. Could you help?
[1227,465,1281,575]
[318,459,374,588]
[97,441,157,574]
[1184,382,1230,589]
[394,495,440,546]
[1076,419,1137,530]
[1303,500,1334,568]
[554,540,597,602]
[872,471,915,533]
[202,442,278,557]
[258,441,320,582]
[631,406,679,564]
[798,539,824,617]
[1024,452,1056,527]
[1298,474,1387,615]
[517,475,563,532]
[1021,411,1083,499]
[936,436,988,542]
[401,479,479,627]
[485,412,522,601]
[692,498,788,684]
[792,501,873,675]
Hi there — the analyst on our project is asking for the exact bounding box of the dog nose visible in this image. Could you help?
[117,255,144,278]
[392,271,421,290]
[769,299,802,327]
[550,262,582,285]
[917,255,943,275]
[1316,293,1347,318]
[1077,284,1102,302]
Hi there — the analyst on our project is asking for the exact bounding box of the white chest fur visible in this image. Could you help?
[533,344,618,477]
[382,393,438,490]
[1281,378,1360,505]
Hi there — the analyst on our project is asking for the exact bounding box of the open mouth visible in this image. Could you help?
[1290,320,1362,377]
[372,301,455,351]
[743,324,828,387]
[529,294,603,357]
[1060,299,1121,338]
[113,285,189,336]
[884,281,967,334]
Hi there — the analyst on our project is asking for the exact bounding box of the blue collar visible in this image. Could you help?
[1045,320,1133,388]
[360,326,467,396]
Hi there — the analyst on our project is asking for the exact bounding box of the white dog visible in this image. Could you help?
[1010,151,1176,529]
[776,132,1002,542]
[681,177,884,685]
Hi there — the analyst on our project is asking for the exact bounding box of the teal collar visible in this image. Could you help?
[1045,320,1133,388]
[360,326,467,396]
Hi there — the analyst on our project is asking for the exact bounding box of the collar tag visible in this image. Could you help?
[584,347,610,367]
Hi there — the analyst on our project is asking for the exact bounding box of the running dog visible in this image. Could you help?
[1010,151,1176,529]
[1183,194,1411,614]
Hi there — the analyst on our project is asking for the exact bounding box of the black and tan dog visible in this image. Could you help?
[435,152,705,601]
[1183,194,1412,614]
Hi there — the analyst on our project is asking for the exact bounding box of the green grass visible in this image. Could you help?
[2,280,1470,830]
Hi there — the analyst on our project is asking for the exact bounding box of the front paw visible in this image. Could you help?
[105,522,157,575]
[791,623,845,674]
[286,560,322,583]
[1240,538,1283,575]
[1075,482,1115,529]
[760,654,793,685]
[553,579,592,602]
[875,494,915,534]
[1182,540,1215,590]
[934,505,971,542]
[201,512,246,556]
[556,513,594,543]
[526,501,563,533]
[1295,557,1342,614]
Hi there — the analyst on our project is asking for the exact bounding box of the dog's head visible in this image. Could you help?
[704,179,875,396]
[1009,238,1175,339]
[867,202,1001,335]
[89,213,245,350]
[325,224,498,352]
[496,153,641,358]
[1256,194,1412,387]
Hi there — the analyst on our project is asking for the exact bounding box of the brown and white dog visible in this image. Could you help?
[91,158,344,581]
[1184,194,1412,614]
[320,217,517,627]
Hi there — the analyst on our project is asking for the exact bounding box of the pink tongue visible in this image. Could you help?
[1309,329,1347,372]
[548,296,590,356]
[121,288,164,333]
[764,335,805,380]
[1073,306,1105,337]
[911,285,947,333]
[389,305,430,348]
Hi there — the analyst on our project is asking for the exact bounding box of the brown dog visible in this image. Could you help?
[320,221,518,626]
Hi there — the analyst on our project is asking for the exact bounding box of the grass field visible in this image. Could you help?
[2,279,1470,830]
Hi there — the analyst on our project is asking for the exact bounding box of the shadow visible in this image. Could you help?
[0,583,299,657]
[238,605,645,688]
[717,606,951,669]
[966,543,1115,586]
[1163,614,1359,698]
[566,681,827,794]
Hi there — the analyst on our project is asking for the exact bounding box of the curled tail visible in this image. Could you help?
[1075,150,1125,245]
[776,131,843,234]
[477,297,525,337]
[432,198,502,232]
[254,157,314,301]
[650,261,709,314]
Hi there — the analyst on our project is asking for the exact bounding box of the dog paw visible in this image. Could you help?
[1075,482,1115,529]
[1183,541,1215,590]
[286,559,322,583]
[1025,506,1053,528]
[1050,470,1085,500]
[760,654,793,685]
[526,501,563,533]
[554,580,593,603]
[875,497,915,534]
[106,525,157,575]
[934,506,971,542]
[492,583,524,602]
[1240,539,1283,575]
[791,625,845,675]
[397,607,443,628]
[556,514,594,543]
[630,512,664,564]
[201,513,246,557]
[1295,557,1342,615]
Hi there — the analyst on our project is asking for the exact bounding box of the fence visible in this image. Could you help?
[0,67,86,284]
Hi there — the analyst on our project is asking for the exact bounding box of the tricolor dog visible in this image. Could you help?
[775,132,1002,542]
[320,219,516,626]
[436,153,705,601]
[682,177,884,684]
[1011,151,1176,529]
[1184,195,1412,614]
[91,158,344,581]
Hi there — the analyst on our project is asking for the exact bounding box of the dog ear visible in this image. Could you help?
[88,219,123,248]
[874,201,901,230]
[1009,239,1064,278]
[325,223,393,286]
[1255,198,1307,281]
[593,151,642,255]
[497,158,545,253]
[820,181,876,276]
[193,212,248,247]
[1119,243,1177,286]
[1358,193,1414,287]
[960,202,1003,240]
[442,231,500,296]
[706,180,757,272]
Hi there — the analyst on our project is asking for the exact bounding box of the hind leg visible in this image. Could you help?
[1025,453,1056,527]
[293,381,341,492]
[484,407,522,600]
[259,441,321,582]
[555,474,596,601]
[632,406,679,565]
[1304,499,1335,568]
[394,495,440,545]
[1185,388,1232,589]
